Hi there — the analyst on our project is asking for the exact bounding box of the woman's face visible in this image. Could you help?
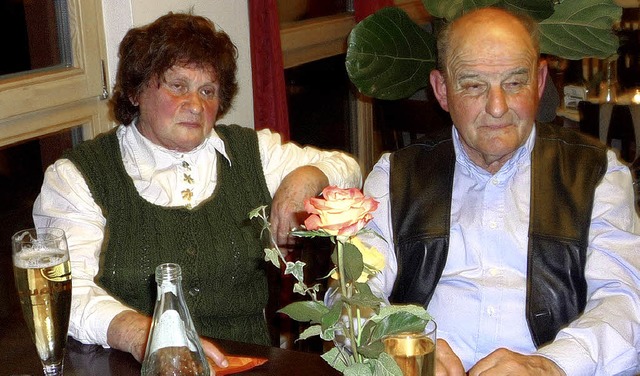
[135,65,220,152]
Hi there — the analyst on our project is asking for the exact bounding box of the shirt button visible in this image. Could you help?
[489,221,497,229]
[491,178,499,185]
[487,306,496,316]
[489,268,499,276]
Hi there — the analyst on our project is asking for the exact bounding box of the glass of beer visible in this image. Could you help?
[383,320,437,376]
[12,227,72,376]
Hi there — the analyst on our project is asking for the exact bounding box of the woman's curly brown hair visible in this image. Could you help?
[110,12,239,125]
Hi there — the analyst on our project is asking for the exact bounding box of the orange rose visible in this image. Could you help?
[303,186,379,238]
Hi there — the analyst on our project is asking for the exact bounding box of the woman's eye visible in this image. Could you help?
[200,86,217,99]
[167,82,187,94]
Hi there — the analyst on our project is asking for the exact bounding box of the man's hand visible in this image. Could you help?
[469,348,565,376]
[435,338,466,376]
[270,166,328,251]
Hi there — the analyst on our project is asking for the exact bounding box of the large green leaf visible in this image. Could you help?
[345,7,437,100]
[497,0,554,21]
[421,0,465,20]
[346,1,622,100]
[278,301,329,323]
[539,0,621,59]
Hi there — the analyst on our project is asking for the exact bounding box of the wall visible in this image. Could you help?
[100,0,254,128]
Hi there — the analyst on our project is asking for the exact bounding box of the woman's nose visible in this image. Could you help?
[485,86,508,118]
[183,91,204,114]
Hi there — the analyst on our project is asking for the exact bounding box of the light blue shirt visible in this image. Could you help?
[365,125,640,375]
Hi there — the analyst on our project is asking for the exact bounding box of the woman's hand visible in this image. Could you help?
[107,310,228,368]
[270,166,328,251]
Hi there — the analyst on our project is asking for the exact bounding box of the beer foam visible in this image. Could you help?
[14,248,69,269]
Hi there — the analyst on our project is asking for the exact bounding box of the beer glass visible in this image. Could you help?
[383,320,437,376]
[12,227,72,376]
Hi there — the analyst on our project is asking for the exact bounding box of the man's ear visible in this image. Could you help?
[537,60,548,100]
[430,70,449,112]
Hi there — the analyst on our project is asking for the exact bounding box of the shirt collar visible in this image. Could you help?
[121,120,231,180]
[452,124,535,177]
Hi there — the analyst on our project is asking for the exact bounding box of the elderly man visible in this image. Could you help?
[364,7,640,376]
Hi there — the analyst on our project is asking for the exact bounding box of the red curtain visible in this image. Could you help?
[354,0,394,22]
[249,0,290,141]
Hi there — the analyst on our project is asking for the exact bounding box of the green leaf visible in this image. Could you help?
[539,0,621,59]
[263,247,280,268]
[374,352,404,376]
[320,325,337,341]
[321,301,343,331]
[284,260,306,282]
[344,362,375,376]
[421,0,465,21]
[497,0,554,21]
[369,311,428,343]
[299,324,322,340]
[373,304,432,323]
[278,301,329,323]
[342,241,364,282]
[321,347,349,372]
[346,7,437,100]
[291,229,333,238]
[345,286,383,311]
[248,205,267,219]
[293,282,307,295]
[357,339,385,359]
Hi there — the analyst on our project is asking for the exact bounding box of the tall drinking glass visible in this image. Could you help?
[383,320,437,376]
[12,227,72,376]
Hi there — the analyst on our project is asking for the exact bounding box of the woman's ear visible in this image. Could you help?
[430,70,449,112]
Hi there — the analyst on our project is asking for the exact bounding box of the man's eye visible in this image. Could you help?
[504,81,525,91]
[461,82,485,92]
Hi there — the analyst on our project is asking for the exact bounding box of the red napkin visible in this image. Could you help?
[212,355,268,375]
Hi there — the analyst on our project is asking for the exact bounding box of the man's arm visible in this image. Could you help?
[534,151,640,375]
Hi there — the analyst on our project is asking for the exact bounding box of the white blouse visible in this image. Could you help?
[32,123,362,346]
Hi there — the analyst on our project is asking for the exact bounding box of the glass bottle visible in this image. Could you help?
[141,263,210,376]
[599,58,619,103]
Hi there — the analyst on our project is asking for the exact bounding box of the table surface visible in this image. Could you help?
[0,239,339,376]
[0,309,340,376]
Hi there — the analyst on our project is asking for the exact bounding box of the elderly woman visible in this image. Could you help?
[32,12,361,367]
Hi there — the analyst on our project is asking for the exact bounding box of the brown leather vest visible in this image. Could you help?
[389,122,607,347]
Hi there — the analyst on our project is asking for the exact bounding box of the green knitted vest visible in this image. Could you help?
[65,124,272,345]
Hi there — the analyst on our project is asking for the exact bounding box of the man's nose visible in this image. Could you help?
[485,86,508,118]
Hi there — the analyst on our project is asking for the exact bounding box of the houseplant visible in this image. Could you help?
[250,186,433,375]
[346,0,623,100]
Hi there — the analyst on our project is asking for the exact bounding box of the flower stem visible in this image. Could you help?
[337,241,360,363]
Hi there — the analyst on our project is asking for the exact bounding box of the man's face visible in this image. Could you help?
[430,10,547,172]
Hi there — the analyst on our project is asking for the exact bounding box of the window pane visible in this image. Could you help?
[0,0,72,78]
[286,54,353,153]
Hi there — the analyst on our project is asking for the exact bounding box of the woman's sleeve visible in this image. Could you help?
[33,159,134,347]
[256,128,362,196]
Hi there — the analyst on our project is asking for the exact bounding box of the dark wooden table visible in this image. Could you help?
[0,308,340,376]
[0,241,340,376]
